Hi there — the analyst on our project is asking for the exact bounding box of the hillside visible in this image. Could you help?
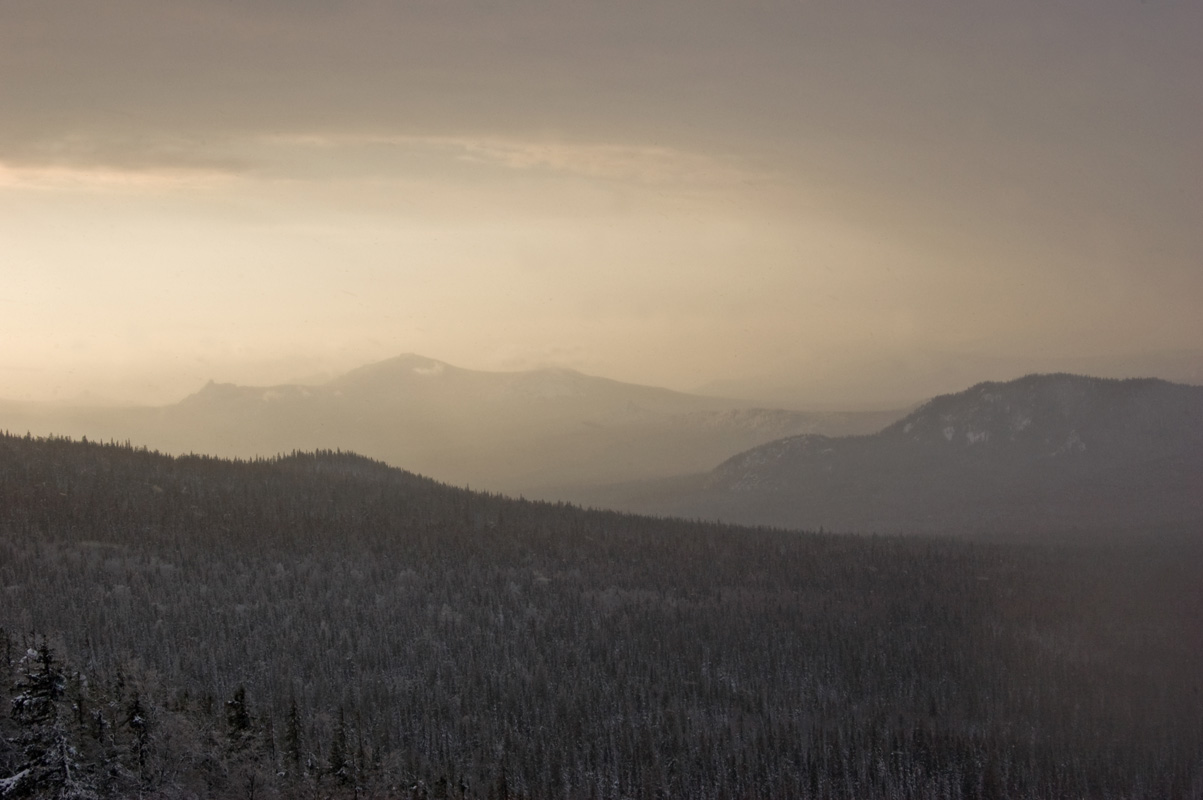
[0,354,899,496]
[587,374,1203,535]
[1,432,1201,798]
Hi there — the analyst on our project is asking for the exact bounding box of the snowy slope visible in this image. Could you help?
[608,374,1203,536]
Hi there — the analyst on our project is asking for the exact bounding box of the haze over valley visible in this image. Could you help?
[3,2,1202,798]
[0,353,901,497]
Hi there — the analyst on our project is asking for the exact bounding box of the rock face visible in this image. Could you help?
[617,374,1203,535]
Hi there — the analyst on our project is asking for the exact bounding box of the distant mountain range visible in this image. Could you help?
[8,364,1196,536]
[578,374,1203,536]
[0,354,899,495]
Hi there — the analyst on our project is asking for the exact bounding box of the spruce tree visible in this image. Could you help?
[124,691,149,782]
[6,643,95,799]
[284,693,302,770]
[328,707,349,786]
[225,685,253,755]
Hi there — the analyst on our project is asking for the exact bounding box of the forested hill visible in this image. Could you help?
[598,373,1203,535]
[1,433,1202,799]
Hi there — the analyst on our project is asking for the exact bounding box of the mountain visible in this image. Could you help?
[592,374,1203,535]
[0,353,900,495]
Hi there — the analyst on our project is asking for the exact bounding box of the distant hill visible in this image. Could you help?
[0,353,900,495]
[587,374,1203,535]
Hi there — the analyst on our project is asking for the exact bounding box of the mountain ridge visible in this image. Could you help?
[584,373,1203,536]
[0,353,901,495]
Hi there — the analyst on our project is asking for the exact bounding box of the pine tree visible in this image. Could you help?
[0,629,14,695]
[124,690,149,782]
[5,643,96,799]
[284,693,302,770]
[328,707,349,786]
[225,685,253,755]
[225,685,266,800]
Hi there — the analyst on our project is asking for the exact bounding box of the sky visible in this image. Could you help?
[2,0,1201,407]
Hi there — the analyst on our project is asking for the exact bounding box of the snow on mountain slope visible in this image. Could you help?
[615,374,1203,536]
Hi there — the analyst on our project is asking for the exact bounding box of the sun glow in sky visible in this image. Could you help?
[2,1,1201,406]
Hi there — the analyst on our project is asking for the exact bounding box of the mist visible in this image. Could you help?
[3,5,1202,798]
[2,1,1201,408]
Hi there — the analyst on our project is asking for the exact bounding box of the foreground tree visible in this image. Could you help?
[4,643,96,799]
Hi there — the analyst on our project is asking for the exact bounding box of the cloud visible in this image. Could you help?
[0,131,247,191]
[448,138,759,187]
[0,161,236,192]
[261,132,761,188]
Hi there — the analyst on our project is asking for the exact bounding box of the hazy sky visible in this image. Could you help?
[2,1,1201,406]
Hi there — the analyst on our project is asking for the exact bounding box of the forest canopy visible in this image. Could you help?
[1,433,1200,799]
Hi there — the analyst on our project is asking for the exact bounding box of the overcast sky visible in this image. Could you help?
[2,1,1200,406]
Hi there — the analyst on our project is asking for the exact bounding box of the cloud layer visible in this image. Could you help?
[2,1,1200,405]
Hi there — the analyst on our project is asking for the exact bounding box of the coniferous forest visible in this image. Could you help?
[1,432,1201,799]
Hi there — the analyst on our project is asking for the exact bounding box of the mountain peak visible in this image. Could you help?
[329,353,458,388]
[627,372,1203,535]
[882,373,1193,453]
[179,379,247,405]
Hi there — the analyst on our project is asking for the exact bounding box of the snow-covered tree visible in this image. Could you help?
[4,643,96,799]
